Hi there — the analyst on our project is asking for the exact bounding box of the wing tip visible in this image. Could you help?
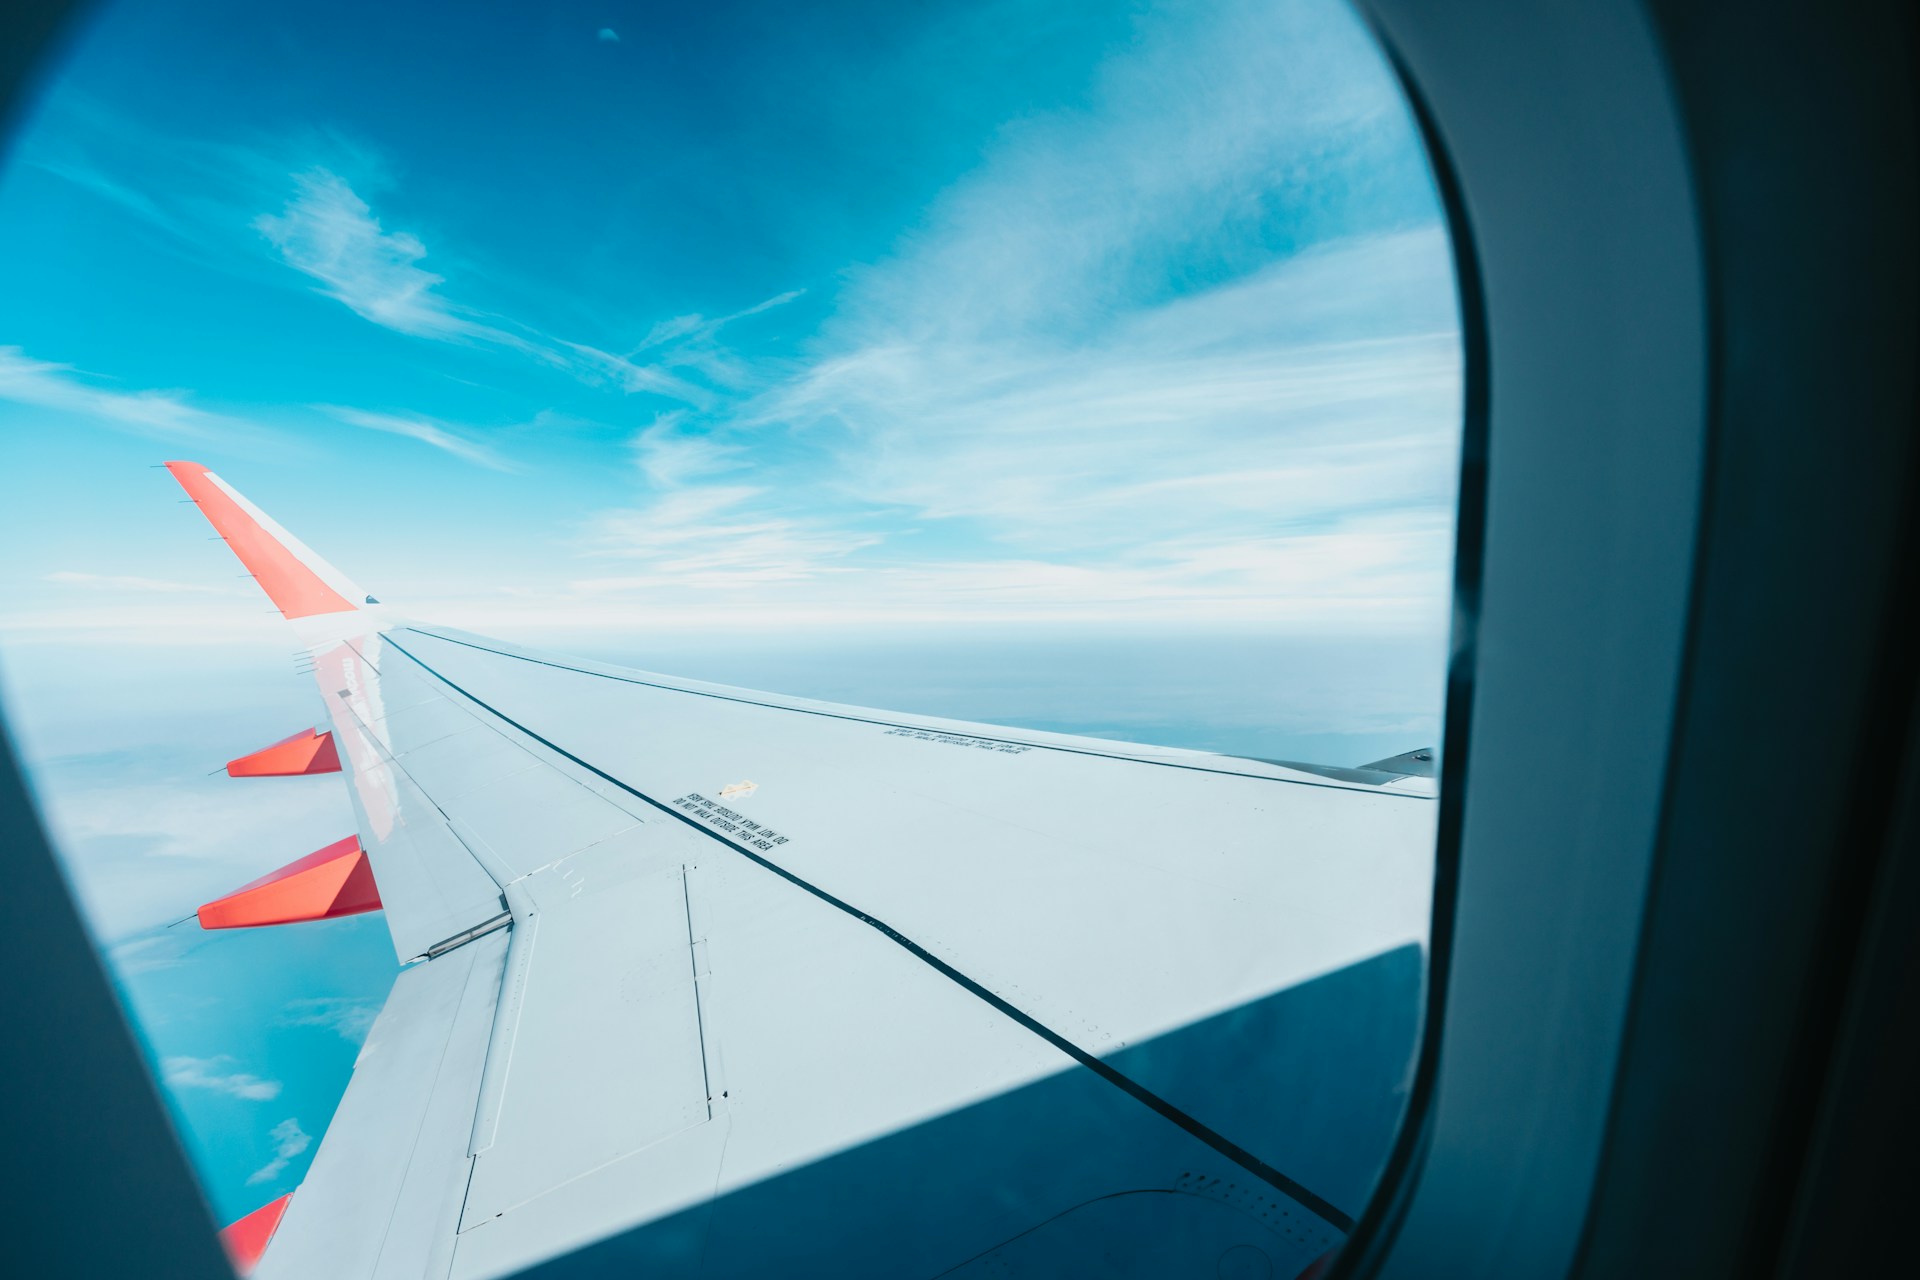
[162,464,362,619]
[219,1192,292,1275]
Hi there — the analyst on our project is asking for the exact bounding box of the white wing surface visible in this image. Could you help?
[167,462,1435,1280]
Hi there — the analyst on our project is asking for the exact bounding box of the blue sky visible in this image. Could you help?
[0,0,1459,1220]
[0,0,1457,637]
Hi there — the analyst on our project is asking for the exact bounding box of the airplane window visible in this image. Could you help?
[0,1,1462,1275]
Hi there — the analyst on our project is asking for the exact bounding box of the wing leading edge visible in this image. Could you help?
[168,464,1434,1279]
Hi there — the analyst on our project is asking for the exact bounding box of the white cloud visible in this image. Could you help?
[836,0,1423,346]
[582,485,881,589]
[323,406,516,472]
[279,997,380,1045]
[631,414,743,487]
[0,346,255,442]
[31,107,792,409]
[547,232,1458,630]
[720,289,803,324]
[764,241,1458,542]
[246,1117,312,1185]
[550,0,1461,631]
[249,166,723,403]
[255,168,499,342]
[551,338,711,402]
[562,290,805,402]
[163,1055,281,1101]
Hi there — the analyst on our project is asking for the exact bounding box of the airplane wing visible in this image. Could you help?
[167,461,1435,1280]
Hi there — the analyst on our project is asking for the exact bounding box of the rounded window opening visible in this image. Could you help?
[0,2,1462,1275]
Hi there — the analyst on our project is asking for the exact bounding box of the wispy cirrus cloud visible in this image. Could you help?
[322,406,517,472]
[743,0,1457,556]
[0,346,256,442]
[608,290,806,396]
[32,158,195,240]
[0,344,521,473]
[251,166,736,403]
[254,168,500,343]
[631,414,744,487]
[581,485,881,590]
[550,337,710,402]
[30,105,721,404]
[559,234,1458,628]
[246,1117,311,1185]
[163,1055,281,1101]
[552,0,1460,629]
[763,236,1459,546]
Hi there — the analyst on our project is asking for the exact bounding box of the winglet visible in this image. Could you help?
[164,461,360,620]
[197,835,382,929]
[219,1193,291,1275]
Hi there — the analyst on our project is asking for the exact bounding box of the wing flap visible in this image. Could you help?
[255,929,509,1280]
[460,842,716,1227]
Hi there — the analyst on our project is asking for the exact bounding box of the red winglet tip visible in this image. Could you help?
[226,728,342,777]
[197,835,381,929]
[220,1192,291,1274]
[164,464,356,619]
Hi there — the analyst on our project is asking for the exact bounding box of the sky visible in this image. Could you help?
[0,0,1459,1226]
